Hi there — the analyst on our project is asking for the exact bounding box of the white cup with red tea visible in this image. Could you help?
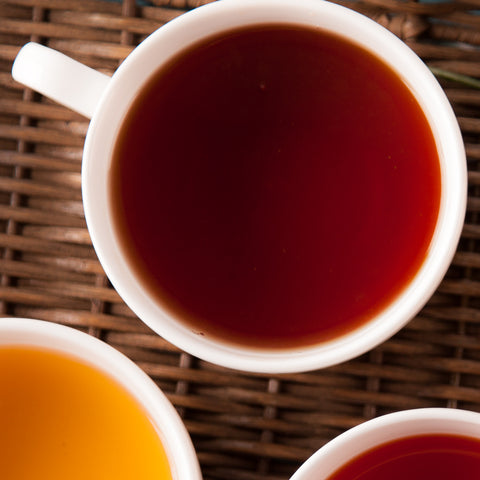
[290,408,480,480]
[12,0,467,373]
[0,318,202,479]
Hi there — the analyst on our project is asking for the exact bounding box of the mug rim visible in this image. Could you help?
[0,317,202,480]
[82,0,467,373]
[290,407,480,479]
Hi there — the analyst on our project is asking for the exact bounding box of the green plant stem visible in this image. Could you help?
[429,66,480,89]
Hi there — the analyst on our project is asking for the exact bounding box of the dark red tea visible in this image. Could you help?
[110,24,441,348]
[326,434,480,480]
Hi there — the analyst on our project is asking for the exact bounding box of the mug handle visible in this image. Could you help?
[12,42,111,119]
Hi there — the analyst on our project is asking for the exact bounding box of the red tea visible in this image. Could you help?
[111,24,441,348]
[326,434,480,480]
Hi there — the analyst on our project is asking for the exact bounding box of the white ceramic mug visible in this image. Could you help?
[11,0,467,373]
[290,408,480,479]
[0,318,202,479]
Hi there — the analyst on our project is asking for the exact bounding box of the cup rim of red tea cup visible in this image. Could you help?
[289,408,480,480]
[0,318,202,479]
[80,0,467,373]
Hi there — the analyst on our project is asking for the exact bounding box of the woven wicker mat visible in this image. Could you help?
[1,0,480,478]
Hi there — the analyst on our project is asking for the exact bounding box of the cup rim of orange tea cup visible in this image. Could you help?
[289,408,480,480]
[79,0,467,373]
[0,318,202,479]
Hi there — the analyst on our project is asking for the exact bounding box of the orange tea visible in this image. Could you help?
[0,347,173,479]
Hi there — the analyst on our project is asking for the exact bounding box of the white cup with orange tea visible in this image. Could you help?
[0,318,202,479]
[12,0,467,373]
[290,408,480,480]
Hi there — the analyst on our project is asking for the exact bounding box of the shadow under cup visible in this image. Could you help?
[83,0,466,373]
